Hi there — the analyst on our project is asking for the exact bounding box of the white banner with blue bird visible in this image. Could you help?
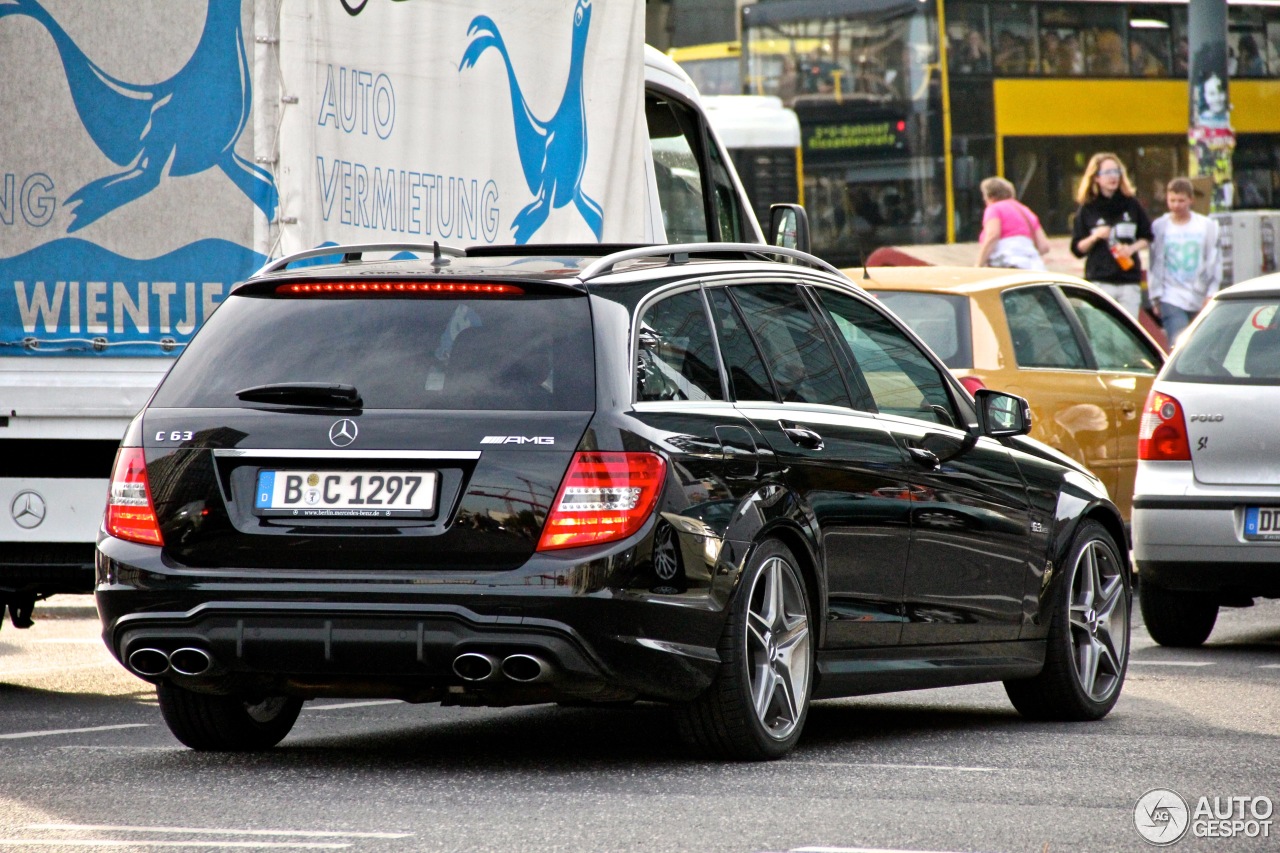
[277,0,647,252]
[0,0,275,357]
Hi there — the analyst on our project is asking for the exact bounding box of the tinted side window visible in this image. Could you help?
[707,287,776,401]
[730,284,851,407]
[1002,286,1087,369]
[818,289,958,426]
[1064,290,1161,373]
[636,290,724,402]
[647,94,709,243]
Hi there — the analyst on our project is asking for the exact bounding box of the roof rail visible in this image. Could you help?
[577,243,844,282]
[255,242,466,276]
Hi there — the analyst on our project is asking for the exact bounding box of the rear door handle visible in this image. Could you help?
[779,421,824,450]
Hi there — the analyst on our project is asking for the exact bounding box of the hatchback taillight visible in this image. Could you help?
[1138,390,1191,461]
[958,375,986,396]
[537,452,666,551]
[105,447,164,545]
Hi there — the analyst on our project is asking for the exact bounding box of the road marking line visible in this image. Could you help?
[802,762,996,773]
[0,662,116,676]
[30,827,412,840]
[790,847,977,853]
[1259,664,1280,669]
[1128,660,1214,667]
[0,724,149,740]
[305,700,403,711]
[34,639,105,644]
[0,841,350,849]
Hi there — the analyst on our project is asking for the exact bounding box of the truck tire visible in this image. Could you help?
[157,682,302,751]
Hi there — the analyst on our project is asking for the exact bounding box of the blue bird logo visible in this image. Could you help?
[459,0,603,243]
[0,0,277,231]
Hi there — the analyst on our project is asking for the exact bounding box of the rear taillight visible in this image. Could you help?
[105,447,164,545]
[537,452,666,551]
[1138,390,1191,461]
[958,375,986,396]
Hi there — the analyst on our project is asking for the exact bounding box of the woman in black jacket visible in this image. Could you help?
[1071,152,1153,317]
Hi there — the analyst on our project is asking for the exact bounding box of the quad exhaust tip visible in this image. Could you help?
[168,647,214,677]
[127,647,170,677]
[452,652,552,683]
[452,652,500,682]
[501,653,550,683]
[126,646,215,677]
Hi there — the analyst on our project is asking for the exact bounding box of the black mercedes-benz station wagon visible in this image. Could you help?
[97,242,1132,760]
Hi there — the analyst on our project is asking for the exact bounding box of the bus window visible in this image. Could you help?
[990,4,1035,75]
[668,42,746,95]
[948,4,992,75]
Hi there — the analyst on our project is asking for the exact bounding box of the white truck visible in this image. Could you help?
[0,0,791,627]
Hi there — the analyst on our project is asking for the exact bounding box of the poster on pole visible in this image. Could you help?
[276,0,648,255]
[1188,27,1235,211]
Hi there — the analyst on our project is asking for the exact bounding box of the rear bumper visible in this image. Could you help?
[96,536,743,705]
[1133,499,1280,596]
[1136,560,1280,597]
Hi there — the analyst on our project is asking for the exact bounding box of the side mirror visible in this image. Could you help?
[768,203,810,254]
[974,389,1032,438]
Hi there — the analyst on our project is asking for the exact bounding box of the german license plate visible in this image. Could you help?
[254,470,437,518]
[1243,506,1280,540]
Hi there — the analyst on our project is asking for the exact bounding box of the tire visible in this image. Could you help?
[1005,520,1130,721]
[676,540,813,760]
[157,682,302,751]
[1139,581,1218,648]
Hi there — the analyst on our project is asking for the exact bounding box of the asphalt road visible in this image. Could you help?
[1,594,1277,853]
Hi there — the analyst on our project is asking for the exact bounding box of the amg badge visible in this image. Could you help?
[481,436,554,445]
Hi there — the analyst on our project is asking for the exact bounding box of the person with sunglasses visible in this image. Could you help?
[1071,152,1154,318]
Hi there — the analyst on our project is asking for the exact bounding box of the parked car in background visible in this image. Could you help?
[1133,272,1280,646]
[95,242,1131,760]
[859,267,1165,522]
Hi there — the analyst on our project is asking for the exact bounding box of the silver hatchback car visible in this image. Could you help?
[1133,273,1280,646]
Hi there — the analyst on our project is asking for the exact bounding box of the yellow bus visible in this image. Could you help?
[738,0,1280,266]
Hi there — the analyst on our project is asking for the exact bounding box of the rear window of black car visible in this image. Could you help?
[152,293,594,411]
[868,291,972,369]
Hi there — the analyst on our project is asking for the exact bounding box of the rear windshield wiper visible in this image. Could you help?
[235,382,363,408]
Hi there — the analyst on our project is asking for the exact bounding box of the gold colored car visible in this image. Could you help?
[857,267,1165,521]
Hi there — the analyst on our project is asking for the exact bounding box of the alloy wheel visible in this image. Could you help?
[1068,538,1128,703]
[744,555,811,741]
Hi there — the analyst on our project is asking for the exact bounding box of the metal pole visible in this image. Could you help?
[935,0,955,243]
[1187,0,1234,211]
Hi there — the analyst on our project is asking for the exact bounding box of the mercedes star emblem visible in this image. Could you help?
[11,490,47,529]
[329,418,359,447]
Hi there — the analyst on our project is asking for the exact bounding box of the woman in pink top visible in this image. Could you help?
[975,176,1051,270]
